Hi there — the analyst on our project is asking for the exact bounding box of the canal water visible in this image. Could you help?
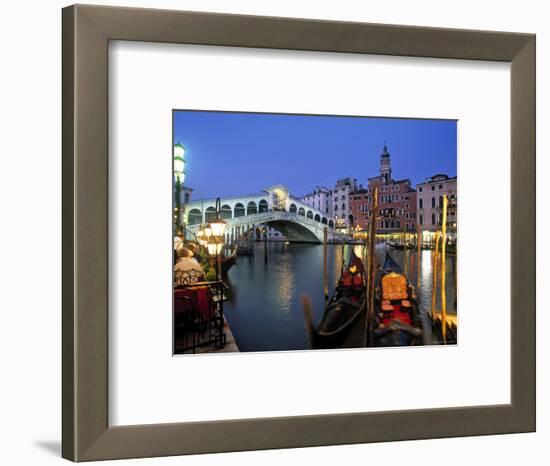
[224,242,457,352]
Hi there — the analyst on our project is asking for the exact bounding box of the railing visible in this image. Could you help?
[189,210,336,232]
[173,277,226,354]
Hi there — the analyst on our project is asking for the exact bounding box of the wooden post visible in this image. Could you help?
[264,226,268,263]
[403,223,408,276]
[431,231,440,321]
[365,231,370,295]
[441,195,448,343]
[417,222,421,291]
[217,246,222,281]
[323,227,328,299]
[366,187,379,346]
[340,237,346,278]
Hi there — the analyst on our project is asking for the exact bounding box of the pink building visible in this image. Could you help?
[349,144,417,233]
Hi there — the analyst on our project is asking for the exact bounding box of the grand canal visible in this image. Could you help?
[224,242,457,352]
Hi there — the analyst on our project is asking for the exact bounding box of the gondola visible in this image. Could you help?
[304,251,368,349]
[372,249,423,346]
[221,245,238,277]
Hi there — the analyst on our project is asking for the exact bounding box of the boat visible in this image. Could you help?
[236,232,255,256]
[388,241,415,250]
[221,245,238,276]
[304,251,368,349]
[372,248,423,346]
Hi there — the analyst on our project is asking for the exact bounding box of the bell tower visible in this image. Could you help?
[380,143,392,183]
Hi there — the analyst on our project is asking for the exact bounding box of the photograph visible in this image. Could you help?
[172,111,458,354]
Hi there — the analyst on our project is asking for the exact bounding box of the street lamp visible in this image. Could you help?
[174,143,186,184]
[206,198,227,280]
[173,142,186,236]
[210,199,227,237]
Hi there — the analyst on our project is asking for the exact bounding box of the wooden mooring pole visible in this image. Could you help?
[417,222,421,292]
[323,227,328,300]
[403,223,408,276]
[441,195,448,343]
[366,187,379,346]
[341,238,345,278]
[365,232,370,296]
[431,231,440,321]
[264,227,268,263]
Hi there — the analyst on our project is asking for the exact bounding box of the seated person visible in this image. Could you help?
[174,247,204,285]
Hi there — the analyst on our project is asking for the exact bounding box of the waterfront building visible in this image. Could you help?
[301,178,356,232]
[300,186,332,217]
[349,144,417,234]
[330,177,357,231]
[416,174,457,239]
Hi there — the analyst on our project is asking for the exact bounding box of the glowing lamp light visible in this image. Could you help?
[210,218,227,238]
[207,242,223,256]
[203,226,212,239]
[173,142,186,184]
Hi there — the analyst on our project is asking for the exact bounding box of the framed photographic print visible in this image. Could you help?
[62,4,535,462]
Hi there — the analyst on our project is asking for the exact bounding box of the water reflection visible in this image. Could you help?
[224,242,457,352]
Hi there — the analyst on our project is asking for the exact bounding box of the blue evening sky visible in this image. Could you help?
[173,110,457,200]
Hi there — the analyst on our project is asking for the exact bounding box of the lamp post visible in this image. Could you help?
[173,142,186,237]
[207,198,227,280]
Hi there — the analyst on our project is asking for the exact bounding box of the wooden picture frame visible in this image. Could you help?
[62,4,535,461]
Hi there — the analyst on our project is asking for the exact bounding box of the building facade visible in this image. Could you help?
[330,177,357,231]
[349,144,417,233]
[416,174,457,236]
[300,186,331,217]
[301,178,357,232]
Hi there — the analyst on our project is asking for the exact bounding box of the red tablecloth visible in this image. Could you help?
[174,286,214,321]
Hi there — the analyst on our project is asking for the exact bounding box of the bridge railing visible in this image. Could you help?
[226,210,334,230]
[187,209,335,232]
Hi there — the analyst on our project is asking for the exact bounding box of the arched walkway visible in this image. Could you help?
[188,208,202,226]
[234,203,245,217]
[205,206,216,222]
[259,199,268,212]
[220,204,232,220]
[247,201,257,215]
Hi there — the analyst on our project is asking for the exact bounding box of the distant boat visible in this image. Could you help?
[236,234,255,256]
[304,251,367,349]
[388,242,415,250]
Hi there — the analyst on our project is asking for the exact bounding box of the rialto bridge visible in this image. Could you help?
[184,185,340,243]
